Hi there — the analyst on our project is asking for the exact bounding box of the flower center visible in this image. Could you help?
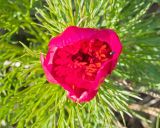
[72,50,90,63]
[71,39,112,80]
[52,39,113,85]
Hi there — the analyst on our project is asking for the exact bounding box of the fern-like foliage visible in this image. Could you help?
[0,0,160,127]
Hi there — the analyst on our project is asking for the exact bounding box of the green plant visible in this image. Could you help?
[0,0,160,127]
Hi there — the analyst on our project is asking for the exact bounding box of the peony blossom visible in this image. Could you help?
[41,26,122,103]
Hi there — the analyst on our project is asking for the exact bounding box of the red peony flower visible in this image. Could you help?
[41,26,122,103]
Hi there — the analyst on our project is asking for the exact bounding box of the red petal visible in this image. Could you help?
[40,53,58,84]
[67,89,98,103]
[94,29,122,82]
[49,26,97,48]
[94,29,122,60]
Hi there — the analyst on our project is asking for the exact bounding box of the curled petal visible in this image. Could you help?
[67,89,98,103]
[40,53,58,84]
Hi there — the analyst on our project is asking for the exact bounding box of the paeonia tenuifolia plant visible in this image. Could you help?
[41,26,122,103]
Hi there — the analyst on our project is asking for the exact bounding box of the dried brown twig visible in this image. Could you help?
[129,104,160,117]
